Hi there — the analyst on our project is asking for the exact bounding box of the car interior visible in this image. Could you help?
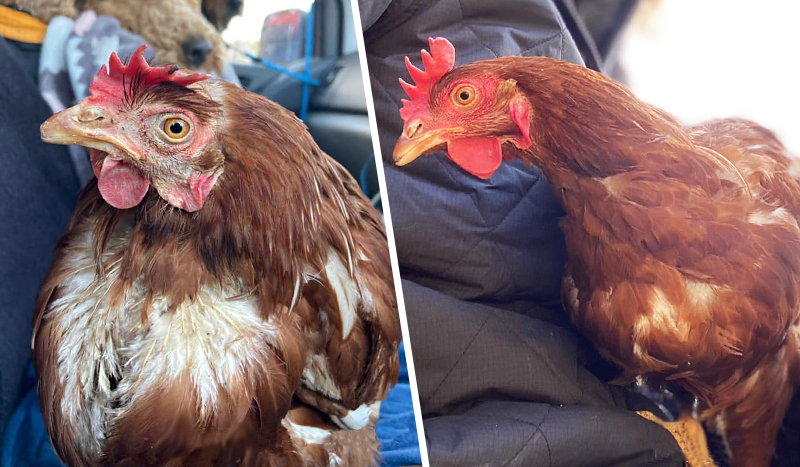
[230,0,380,204]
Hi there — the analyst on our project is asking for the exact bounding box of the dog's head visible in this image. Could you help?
[87,0,226,74]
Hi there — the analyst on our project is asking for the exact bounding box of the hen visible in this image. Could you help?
[392,37,800,467]
[35,46,400,466]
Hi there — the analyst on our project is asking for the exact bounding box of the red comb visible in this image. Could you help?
[89,45,210,100]
[398,37,455,122]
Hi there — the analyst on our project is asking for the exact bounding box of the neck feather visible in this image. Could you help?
[82,90,357,310]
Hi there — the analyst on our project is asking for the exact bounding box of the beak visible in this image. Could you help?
[392,126,453,166]
[40,104,139,159]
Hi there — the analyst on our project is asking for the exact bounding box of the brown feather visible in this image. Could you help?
[34,80,399,466]
[417,55,800,467]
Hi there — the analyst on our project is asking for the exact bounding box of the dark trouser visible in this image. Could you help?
[0,36,78,447]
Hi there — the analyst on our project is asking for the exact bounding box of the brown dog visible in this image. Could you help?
[84,0,225,73]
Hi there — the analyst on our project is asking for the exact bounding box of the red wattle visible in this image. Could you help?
[97,158,150,209]
[446,137,503,179]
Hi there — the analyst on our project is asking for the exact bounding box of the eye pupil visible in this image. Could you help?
[169,121,184,134]
[460,91,470,101]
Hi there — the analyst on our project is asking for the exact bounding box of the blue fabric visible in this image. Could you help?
[3,346,420,467]
[1,366,60,467]
[377,343,421,467]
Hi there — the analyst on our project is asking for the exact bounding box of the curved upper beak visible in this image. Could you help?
[40,104,139,159]
[392,126,452,167]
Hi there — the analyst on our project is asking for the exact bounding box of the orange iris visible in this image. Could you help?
[162,117,190,140]
[452,85,477,106]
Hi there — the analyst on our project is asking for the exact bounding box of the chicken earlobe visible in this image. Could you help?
[158,170,221,213]
[509,96,532,148]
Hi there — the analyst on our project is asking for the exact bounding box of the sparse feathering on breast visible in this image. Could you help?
[35,47,400,466]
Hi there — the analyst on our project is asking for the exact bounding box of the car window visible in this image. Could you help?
[222,0,314,65]
[341,0,357,55]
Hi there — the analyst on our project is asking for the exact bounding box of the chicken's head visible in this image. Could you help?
[393,37,532,179]
[41,46,225,212]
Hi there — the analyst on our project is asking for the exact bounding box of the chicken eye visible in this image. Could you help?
[452,85,477,106]
[161,117,191,142]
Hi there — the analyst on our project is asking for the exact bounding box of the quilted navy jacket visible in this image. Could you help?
[360,1,687,465]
